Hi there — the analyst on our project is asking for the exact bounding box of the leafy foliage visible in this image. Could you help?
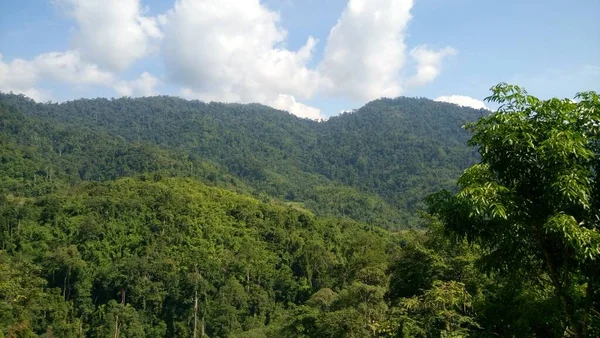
[2,85,599,337]
[428,84,600,337]
[0,93,484,227]
[0,177,402,337]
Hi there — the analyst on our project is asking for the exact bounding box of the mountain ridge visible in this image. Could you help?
[0,92,487,228]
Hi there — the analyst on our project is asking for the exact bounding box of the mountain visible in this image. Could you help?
[0,93,486,228]
[2,90,596,337]
[0,175,406,337]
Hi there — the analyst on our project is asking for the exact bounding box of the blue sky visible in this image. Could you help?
[1,0,598,118]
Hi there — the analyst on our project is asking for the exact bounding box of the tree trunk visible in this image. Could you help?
[582,265,597,338]
[201,313,205,338]
[114,315,119,338]
[63,273,67,299]
[63,266,71,300]
[535,227,580,337]
[193,289,198,338]
[114,288,125,338]
[247,268,250,293]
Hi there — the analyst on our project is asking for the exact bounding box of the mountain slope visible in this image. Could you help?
[315,97,483,211]
[0,101,403,226]
[0,176,401,337]
[0,93,486,227]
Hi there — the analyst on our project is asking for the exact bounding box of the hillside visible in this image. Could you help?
[1,88,596,337]
[0,176,404,337]
[0,93,485,228]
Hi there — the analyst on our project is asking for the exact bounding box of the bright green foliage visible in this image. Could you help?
[428,84,600,337]
[398,280,478,338]
[0,177,401,337]
[386,221,487,337]
[281,231,392,337]
[3,85,600,336]
[0,252,77,336]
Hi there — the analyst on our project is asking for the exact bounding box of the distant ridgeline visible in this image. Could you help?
[0,92,485,228]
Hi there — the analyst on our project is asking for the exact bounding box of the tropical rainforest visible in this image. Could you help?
[0,84,599,337]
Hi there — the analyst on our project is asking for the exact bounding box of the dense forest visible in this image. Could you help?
[1,84,599,337]
[0,92,484,228]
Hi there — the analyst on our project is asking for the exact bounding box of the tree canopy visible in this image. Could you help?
[2,85,599,337]
[0,93,484,228]
[428,83,600,337]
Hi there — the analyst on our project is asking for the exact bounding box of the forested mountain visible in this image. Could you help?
[1,87,599,337]
[0,93,485,228]
[0,176,404,336]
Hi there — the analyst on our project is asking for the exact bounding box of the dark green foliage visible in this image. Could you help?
[427,84,600,337]
[2,85,597,337]
[0,92,484,228]
[0,101,249,196]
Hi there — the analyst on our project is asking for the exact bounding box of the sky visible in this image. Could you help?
[0,0,598,119]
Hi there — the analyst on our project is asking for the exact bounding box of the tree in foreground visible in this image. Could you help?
[427,83,600,337]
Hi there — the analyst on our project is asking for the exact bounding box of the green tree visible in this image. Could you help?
[397,280,478,338]
[427,84,600,337]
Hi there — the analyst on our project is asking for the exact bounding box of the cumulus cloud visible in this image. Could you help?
[57,0,162,71]
[318,0,456,101]
[406,46,457,88]
[0,0,162,101]
[434,95,488,110]
[33,51,114,85]
[161,0,321,106]
[319,0,413,101]
[269,94,323,120]
[0,51,113,101]
[0,54,38,97]
[3,0,458,116]
[114,72,160,97]
[0,51,162,101]
[158,0,456,118]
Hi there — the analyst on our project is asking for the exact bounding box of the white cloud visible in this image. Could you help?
[33,51,114,85]
[1,51,161,101]
[318,0,456,101]
[3,0,459,112]
[114,72,160,97]
[318,0,412,101]
[269,94,323,120]
[0,51,113,101]
[161,0,321,106]
[160,0,456,117]
[57,0,162,71]
[0,54,39,97]
[406,46,457,88]
[434,95,488,110]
